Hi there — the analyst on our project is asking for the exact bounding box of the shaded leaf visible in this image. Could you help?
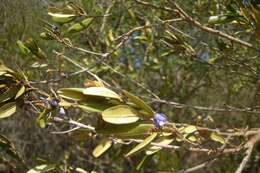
[77,102,112,113]
[125,133,157,157]
[37,109,51,128]
[58,88,86,101]
[0,86,19,103]
[102,105,140,124]
[123,90,154,117]
[96,122,153,137]
[92,138,113,158]
[0,102,16,119]
[67,17,94,33]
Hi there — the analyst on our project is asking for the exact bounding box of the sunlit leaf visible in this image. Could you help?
[15,85,25,99]
[210,132,225,144]
[27,164,56,173]
[92,138,113,158]
[179,125,197,134]
[145,138,173,155]
[83,87,122,101]
[123,90,154,116]
[102,105,140,124]
[0,102,16,119]
[48,7,76,24]
[125,133,157,157]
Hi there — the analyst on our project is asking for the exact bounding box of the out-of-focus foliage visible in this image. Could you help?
[0,0,260,173]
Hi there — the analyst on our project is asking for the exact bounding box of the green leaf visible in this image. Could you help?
[15,85,25,99]
[125,133,157,157]
[17,40,30,54]
[210,132,225,144]
[77,102,112,113]
[83,87,122,101]
[0,102,16,119]
[145,138,173,155]
[96,122,153,137]
[0,86,19,103]
[48,7,76,24]
[123,90,154,117]
[37,109,51,128]
[208,14,236,24]
[27,164,56,173]
[0,134,24,162]
[58,88,86,101]
[179,125,197,134]
[102,105,140,124]
[67,18,94,33]
[92,138,113,158]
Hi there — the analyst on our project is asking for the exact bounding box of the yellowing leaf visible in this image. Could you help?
[92,139,112,158]
[123,90,154,116]
[125,133,157,157]
[0,102,16,119]
[102,105,140,124]
[210,132,225,144]
[83,87,122,101]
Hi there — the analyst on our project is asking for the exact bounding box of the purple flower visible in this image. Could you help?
[59,107,66,116]
[153,113,168,128]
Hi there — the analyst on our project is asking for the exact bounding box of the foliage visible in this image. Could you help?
[0,0,260,173]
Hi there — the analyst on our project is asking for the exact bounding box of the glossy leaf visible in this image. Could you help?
[102,105,140,124]
[0,102,16,119]
[123,90,154,116]
[92,138,113,158]
[125,133,157,157]
[83,87,122,101]
[67,17,94,33]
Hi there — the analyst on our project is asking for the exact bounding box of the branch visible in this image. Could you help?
[169,0,260,53]
[235,132,260,173]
